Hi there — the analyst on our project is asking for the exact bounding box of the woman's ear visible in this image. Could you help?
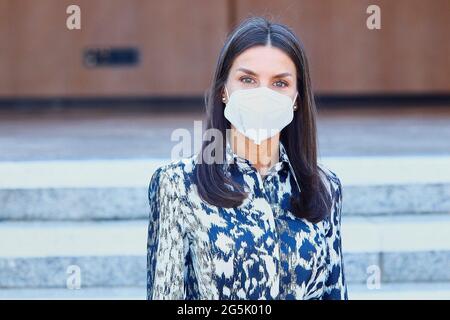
[222,85,230,104]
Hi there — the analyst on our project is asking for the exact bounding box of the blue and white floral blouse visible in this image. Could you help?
[147,141,348,300]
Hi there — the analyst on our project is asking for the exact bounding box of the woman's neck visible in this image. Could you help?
[230,128,280,176]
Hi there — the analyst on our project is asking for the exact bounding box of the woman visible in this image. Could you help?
[147,16,348,300]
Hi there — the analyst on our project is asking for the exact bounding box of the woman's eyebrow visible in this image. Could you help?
[273,72,293,78]
[236,67,258,76]
[236,67,293,78]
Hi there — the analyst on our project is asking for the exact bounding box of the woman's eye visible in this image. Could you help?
[274,80,288,88]
[240,77,255,84]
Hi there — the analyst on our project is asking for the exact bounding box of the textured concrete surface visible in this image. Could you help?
[0,156,449,220]
[0,216,449,287]
[0,256,145,288]
[0,106,449,297]
[348,282,450,300]
[1,283,450,299]
[0,106,449,161]
[1,156,450,189]
[1,216,449,257]
[0,287,145,300]
[1,183,448,221]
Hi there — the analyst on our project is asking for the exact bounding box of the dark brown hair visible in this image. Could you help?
[193,16,331,223]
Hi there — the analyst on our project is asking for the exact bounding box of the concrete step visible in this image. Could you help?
[0,215,449,288]
[342,214,450,283]
[348,282,450,300]
[1,156,449,221]
[0,287,145,300]
[0,158,164,221]
[1,283,449,299]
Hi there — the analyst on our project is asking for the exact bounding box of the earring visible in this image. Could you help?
[293,104,297,111]
[222,96,226,103]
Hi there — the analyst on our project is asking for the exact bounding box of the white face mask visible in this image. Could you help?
[223,86,298,145]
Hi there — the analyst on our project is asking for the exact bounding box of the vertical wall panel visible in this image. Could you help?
[235,0,450,94]
[0,0,449,97]
[1,0,229,97]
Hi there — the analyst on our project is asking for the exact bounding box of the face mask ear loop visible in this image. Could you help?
[292,91,299,109]
[224,86,230,101]
[281,96,301,194]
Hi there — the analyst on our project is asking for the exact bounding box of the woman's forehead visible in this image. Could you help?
[231,45,296,76]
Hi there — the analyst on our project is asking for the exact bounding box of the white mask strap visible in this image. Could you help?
[292,91,298,108]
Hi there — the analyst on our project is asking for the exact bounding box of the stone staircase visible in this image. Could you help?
[0,156,449,299]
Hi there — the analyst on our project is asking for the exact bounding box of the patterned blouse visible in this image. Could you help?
[147,140,348,300]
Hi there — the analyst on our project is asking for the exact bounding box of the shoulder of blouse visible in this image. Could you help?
[147,155,196,205]
[317,162,344,230]
[148,154,197,193]
[317,162,342,195]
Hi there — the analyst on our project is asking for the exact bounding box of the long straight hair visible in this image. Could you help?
[193,16,331,223]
